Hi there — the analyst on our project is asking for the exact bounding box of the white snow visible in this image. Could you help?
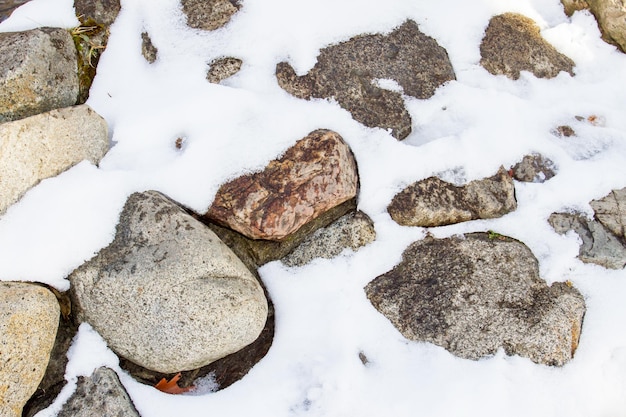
[2,0,626,416]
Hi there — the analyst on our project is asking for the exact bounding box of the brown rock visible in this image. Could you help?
[207,57,242,83]
[480,13,575,79]
[181,0,240,31]
[511,153,557,183]
[141,32,158,63]
[204,129,359,241]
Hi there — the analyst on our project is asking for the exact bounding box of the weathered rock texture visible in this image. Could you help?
[511,153,557,183]
[207,57,242,83]
[388,167,517,227]
[562,0,626,52]
[204,129,359,241]
[480,13,575,79]
[0,282,59,417]
[591,187,626,239]
[365,233,586,366]
[0,105,109,214]
[282,211,376,267]
[181,0,240,31]
[57,367,140,417]
[141,31,158,63]
[276,20,456,140]
[0,28,78,123]
[561,0,590,16]
[69,191,268,374]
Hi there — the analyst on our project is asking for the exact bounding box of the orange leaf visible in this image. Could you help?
[154,372,193,394]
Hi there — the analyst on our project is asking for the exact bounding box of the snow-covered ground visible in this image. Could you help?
[2,0,626,416]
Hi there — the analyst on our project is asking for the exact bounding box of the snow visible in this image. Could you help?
[2,0,626,416]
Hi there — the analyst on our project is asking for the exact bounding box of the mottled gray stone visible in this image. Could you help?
[0,28,78,122]
[207,57,242,83]
[74,0,121,27]
[69,191,268,373]
[141,32,158,63]
[0,282,59,417]
[57,367,140,417]
[282,211,376,267]
[181,0,240,31]
[388,167,516,227]
[480,13,575,79]
[365,233,586,366]
[511,154,557,183]
[0,105,109,214]
[276,20,456,140]
[590,187,626,239]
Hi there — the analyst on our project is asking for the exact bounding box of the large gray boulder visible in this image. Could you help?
[365,233,586,366]
[0,28,78,122]
[0,282,59,417]
[69,191,268,374]
[387,167,516,227]
[0,105,109,215]
[276,20,456,140]
[480,13,575,79]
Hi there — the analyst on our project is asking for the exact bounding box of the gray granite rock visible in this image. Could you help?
[590,187,626,239]
[365,233,586,366]
[69,191,268,374]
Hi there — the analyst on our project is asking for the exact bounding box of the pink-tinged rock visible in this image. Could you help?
[205,129,358,241]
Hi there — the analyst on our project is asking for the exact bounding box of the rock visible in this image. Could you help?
[57,367,140,417]
[553,125,576,137]
[204,129,359,241]
[74,0,121,27]
[510,153,557,183]
[0,282,60,417]
[365,233,586,366]
[207,57,242,83]
[561,0,590,16]
[69,191,268,374]
[0,0,30,22]
[281,211,376,267]
[0,28,78,123]
[387,167,516,227]
[590,187,626,239]
[276,20,456,139]
[563,0,626,53]
[480,13,575,80]
[0,105,109,215]
[141,32,158,63]
[181,0,240,31]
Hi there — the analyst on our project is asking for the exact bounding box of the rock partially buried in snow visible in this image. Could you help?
[204,129,359,241]
[276,20,456,140]
[365,233,586,366]
[0,28,78,122]
[590,187,626,240]
[207,57,243,83]
[181,0,240,31]
[69,191,268,374]
[510,153,557,183]
[561,0,626,53]
[387,167,516,227]
[480,13,575,80]
[0,105,109,215]
[0,282,59,417]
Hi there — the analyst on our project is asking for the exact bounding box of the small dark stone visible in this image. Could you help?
[141,32,158,63]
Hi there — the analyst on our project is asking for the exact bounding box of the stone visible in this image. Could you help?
[480,13,575,80]
[561,0,590,16]
[57,367,140,417]
[0,282,60,417]
[0,105,109,215]
[204,129,359,241]
[564,0,626,52]
[281,211,376,267]
[181,0,240,31]
[365,233,586,366]
[0,0,30,22]
[387,167,517,227]
[207,57,242,83]
[69,191,268,374]
[141,32,158,63]
[276,20,456,140]
[74,0,121,27]
[0,28,78,123]
[590,187,626,239]
[511,153,557,183]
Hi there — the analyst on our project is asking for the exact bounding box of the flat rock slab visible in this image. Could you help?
[181,0,240,31]
[0,104,109,214]
[205,129,358,241]
[365,233,586,366]
[590,187,626,240]
[276,21,456,140]
[0,282,59,417]
[0,27,78,122]
[388,167,516,227]
[69,191,268,374]
[480,13,575,80]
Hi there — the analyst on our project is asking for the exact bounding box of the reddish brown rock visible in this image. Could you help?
[205,130,358,241]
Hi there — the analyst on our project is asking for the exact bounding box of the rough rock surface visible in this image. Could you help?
[276,20,456,139]
[511,153,557,183]
[0,105,109,214]
[207,57,242,83]
[74,0,121,26]
[57,367,139,417]
[282,211,376,267]
[0,282,59,417]
[480,13,575,80]
[181,0,240,31]
[561,0,590,16]
[388,167,517,227]
[365,233,586,366]
[562,0,626,52]
[0,28,78,123]
[141,31,158,63]
[590,187,626,239]
[69,191,268,374]
[204,129,359,241]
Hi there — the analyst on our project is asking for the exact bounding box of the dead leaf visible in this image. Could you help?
[155,372,193,394]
